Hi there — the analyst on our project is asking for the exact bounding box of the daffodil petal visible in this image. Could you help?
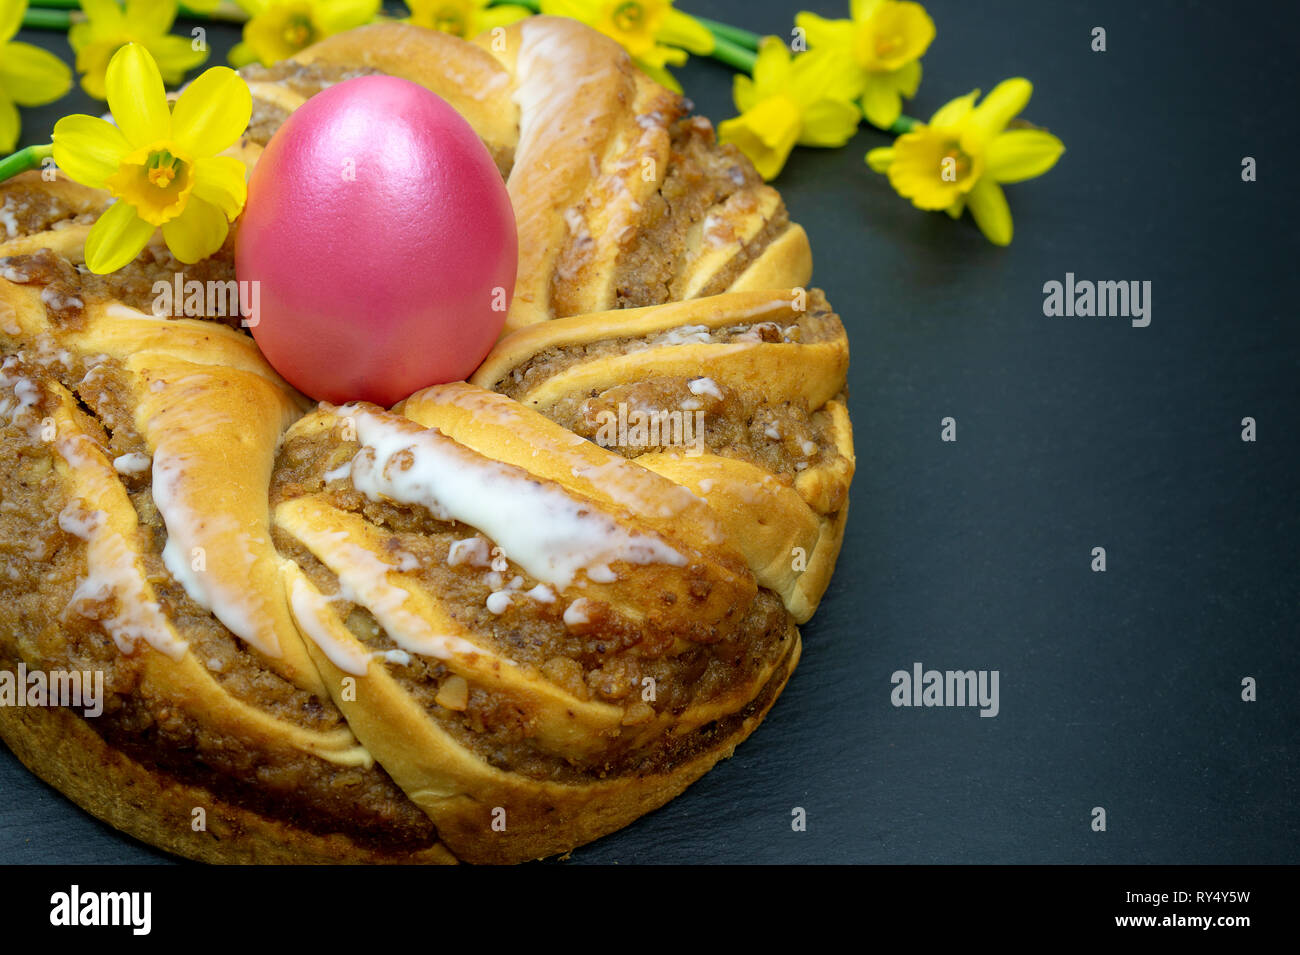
[892,58,922,98]
[658,10,714,55]
[865,146,893,173]
[227,42,259,69]
[52,114,131,190]
[149,35,211,82]
[472,4,531,34]
[790,47,864,106]
[79,0,126,28]
[793,12,856,53]
[107,43,171,146]
[945,198,964,220]
[965,77,1032,148]
[752,36,791,98]
[637,59,682,93]
[125,0,177,35]
[172,67,252,156]
[0,1,23,44]
[850,0,884,21]
[191,155,248,219]
[929,89,978,128]
[799,98,862,147]
[965,177,1013,246]
[315,0,381,35]
[0,93,18,155]
[85,201,156,273]
[0,42,73,106]
[719,98,802,181]
[865,1,935,71]
[732,73,758,114]
[161,195,228,263]
[985,128,1064,184]
[538,0,584,18]
[648,44,688,68]
[861,78,902,129]
[67,21,94,55]
[885,126,968,211]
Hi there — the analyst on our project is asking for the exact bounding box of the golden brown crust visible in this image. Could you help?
[0,19,845,864]
[0,700,457,865]
[471,290,853,622]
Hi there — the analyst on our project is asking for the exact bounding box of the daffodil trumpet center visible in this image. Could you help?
[146,149,181,189]
[612,1,646,33]
[430,5,467,34]
[851,2,934,73]
[282,14,317,51]
[876,35,904,59]
[940,143,976,185]
[106,143,196,228]
[854,26,909,71]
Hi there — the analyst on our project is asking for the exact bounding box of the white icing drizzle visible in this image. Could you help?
[687,377,724,400]
[112,451,152,474]
[566,458,700,521]
[54,438,188,661]
[329,540,493,663]
[152,446,280,658]
[652,324,712,347]
[486,591,512,615]
[289,576,420,676]
[447,536,491,568]
[0,195,18,237]
[0,359,42,438]
[289,574,371,675]
[563,597,593,627]
[340,407,685,590]
[525,584,556,604]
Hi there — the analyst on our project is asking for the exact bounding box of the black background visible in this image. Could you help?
[1,0,1296,865]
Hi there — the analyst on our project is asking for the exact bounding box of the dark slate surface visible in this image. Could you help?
[1,0,1296,864]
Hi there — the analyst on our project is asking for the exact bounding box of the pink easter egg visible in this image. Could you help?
[236,75,516,405]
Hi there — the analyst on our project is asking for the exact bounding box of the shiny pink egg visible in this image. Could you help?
[236,75,516,405]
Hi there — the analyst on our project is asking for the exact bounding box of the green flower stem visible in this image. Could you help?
[20,7,72,29]
[176,2,250,22]
[25,1,250,21]
[709,34,756,73]
[0,144,53,186]
[178,2,249,21]
[697,16,759,51]
[886,115,920,135]
[499,0,540,11]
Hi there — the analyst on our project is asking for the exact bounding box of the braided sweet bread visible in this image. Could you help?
[0,17,853,863]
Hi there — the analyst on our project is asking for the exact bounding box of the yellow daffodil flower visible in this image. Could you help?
[0,0,74,152]
[718,37,862,181]
[52,44,252,272]
[405,0,531,39]
[796,0,934,129]
[539,0,714,93]
[230,0,379,67]
[865,78,1064,246]
[70,0,209,101]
